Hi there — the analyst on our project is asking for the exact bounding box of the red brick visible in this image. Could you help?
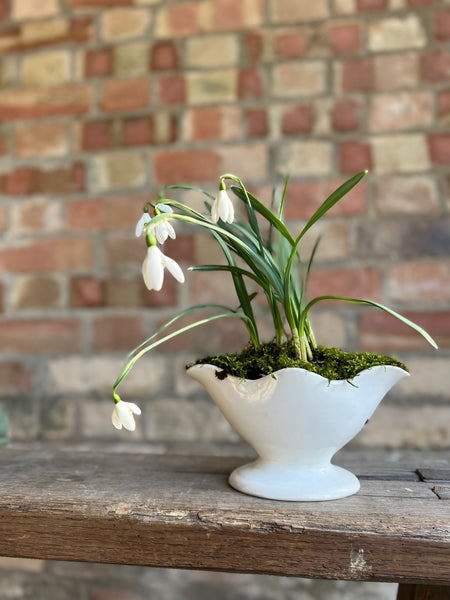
[275,32,308,58]
[158,74,185,105]
[92,315,144,351]
[429,134,450,165]
[422,50,450,83]
[158,234,195,265]
[435,10,450,42]
[308,267,382,302]
[0,363,33,395]
[0,239,93,272]
[70,277,104,308]
[0,0,8,21]
[210,0,246,31]
[328,23,362,54]
[438,91,450,122]
[245,109,268,137]
[389,261,450,303]
[0,319,81,354]
[341,57,374,92]
[82,121,113,151]
[0,134,7,156]
[106,235,142,267]
[153,149,220,184]
[66,195,150,231]
[188,107,222,140]
[85,48,112,78]
[1,164,84,195]
[339,140,372,173]
[332,99,360,131]
[2,168,35,195]
[122,116,152,146]
[104,275,178,308]
[15,122,67,158]
[246,32,263,62]
[100,78,149,112]
[359,310,450,351]
[70,0,133,6]
[356,0,387,10]
[0,85,91,120]
[284,179,367,219]
[281,104,313,134]
[167,2,200,36]
[407,0,433,5]
[238,68,263,99]
[150,41,178,70]
[0,18,92,56]
[144,276,178,308]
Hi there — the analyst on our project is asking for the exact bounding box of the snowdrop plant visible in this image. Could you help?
[112,171,437,429]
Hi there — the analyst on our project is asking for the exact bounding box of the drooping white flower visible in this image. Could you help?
[152,219,176,245]
[211,189,234,224]
[139,205,176,245]
[142,245,185,291]
[111,399,141,431]
[135,212,151,237]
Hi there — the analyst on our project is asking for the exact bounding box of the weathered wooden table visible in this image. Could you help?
[0,448,448,599]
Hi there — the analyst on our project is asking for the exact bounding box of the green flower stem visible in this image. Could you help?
[291,327,302,360]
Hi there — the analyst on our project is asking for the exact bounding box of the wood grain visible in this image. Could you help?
[397,584,450,599]
[0,449,449,585]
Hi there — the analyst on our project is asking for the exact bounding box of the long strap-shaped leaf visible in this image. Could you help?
[221,174,266,257]
[299,295,438,349]
[163,183,215,200]
[127,303,242,359]
[230,186,295,246]
[190,264,262,285]
[208,230,260,345]
[283,171,367,327]
[113,311,252,391]
[148,212,285,296]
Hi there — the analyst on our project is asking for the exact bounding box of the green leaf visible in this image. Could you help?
[189,264,261,285]
[209,230,260,345]
[301,295,439,350]
[278,173,290,221]
[127,302,241,359]
[283,172,367,329]
[298,171,366,240]
[230,186,295,245]
[163,183,215,200]
[114,311,252,391]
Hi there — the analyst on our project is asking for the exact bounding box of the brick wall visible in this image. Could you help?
[0,0,449,448]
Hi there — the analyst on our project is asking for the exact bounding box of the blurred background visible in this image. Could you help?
[0,0,449,598]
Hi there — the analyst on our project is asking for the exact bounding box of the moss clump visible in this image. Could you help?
[188,341,407,381]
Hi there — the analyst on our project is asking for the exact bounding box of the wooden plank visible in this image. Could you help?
[417,468,450,483]
[397,583,450,599]
[0,449,449,585]
[432,486,450,500]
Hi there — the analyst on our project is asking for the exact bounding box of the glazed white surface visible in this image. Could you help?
[187,364,409,501]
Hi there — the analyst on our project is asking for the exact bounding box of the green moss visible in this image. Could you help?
[188,341,407,381]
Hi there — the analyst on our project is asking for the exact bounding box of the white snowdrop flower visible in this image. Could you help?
[211,188,234,224]
[135,212,151,237]
[150,205,176,245]
[153,220,177,244]
[142,245,185,292]
[111,399,141,432]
